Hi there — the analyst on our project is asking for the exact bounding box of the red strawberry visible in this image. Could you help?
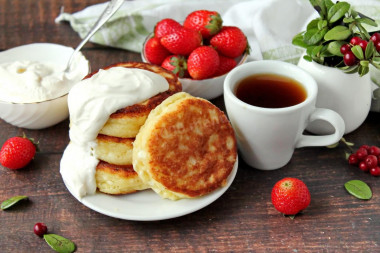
[187,46,219,80]
[144,37,170,65]
[154,18,182,38]
[161,55,188,78]
[210,26,248,58]
[160,28,202,56]
[0,136,37,169]
[184,10,222,39]
[213,54,237,77]
[271,178,311,216]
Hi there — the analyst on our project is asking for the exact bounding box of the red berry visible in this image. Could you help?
[358,40,368,52]
[340,44,351,54]
[271,178,311,216]
[187,46,220,80]
[184,10,222,39]
[365,155,378,169]
[356,147,368,160]
[360,144,370,151]
[370,166,380,176]
[376,41,380,52]
[359,161,369,172]
[210,26,248,58]
[160,28,202,56]
[144,37,170,65]
[343,51,357,66]
[0,136,37,169]
[370,33,380,43]
[348,154,359,165]
[154,18,182,38]
[369,146,380,156]
[33,223,48,237]
[350,36,362,45]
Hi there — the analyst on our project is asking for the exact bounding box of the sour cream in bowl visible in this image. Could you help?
[0,43,89,129]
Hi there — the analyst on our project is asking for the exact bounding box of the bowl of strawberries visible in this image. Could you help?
[141,10,249,100]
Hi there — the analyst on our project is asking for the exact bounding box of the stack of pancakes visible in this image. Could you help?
[93,62,182,195]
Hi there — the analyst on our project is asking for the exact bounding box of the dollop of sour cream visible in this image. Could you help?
[60,67,169,199]
[0,60,84,103]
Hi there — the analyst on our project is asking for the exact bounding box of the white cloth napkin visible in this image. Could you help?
[56,0,380,111]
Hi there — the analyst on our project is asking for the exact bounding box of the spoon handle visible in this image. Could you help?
[66,0,125,71]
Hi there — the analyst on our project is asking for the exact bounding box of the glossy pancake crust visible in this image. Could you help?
[133,92,237,200]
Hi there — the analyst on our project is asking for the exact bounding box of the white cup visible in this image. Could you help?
[224,60,345,170]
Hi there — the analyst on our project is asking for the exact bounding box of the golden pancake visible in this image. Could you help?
[95,134,134,166]
[133,92,237,200]
[84,62,182,138]
[95,161,149,195]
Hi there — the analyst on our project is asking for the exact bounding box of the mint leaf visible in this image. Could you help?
[44,234,76,253]
[344,180,372,200]
[1,195,28,210]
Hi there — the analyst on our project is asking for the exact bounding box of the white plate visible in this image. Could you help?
[66,159,238,221]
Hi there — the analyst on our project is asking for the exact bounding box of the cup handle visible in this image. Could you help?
[296,108,345,148]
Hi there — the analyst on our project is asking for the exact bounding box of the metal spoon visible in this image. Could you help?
[65,0,125,72]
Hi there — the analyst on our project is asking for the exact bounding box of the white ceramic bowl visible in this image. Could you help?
[141,34,248,100]
[0,43,90,129]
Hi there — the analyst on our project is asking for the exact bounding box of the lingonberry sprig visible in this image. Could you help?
[292,0,380,77]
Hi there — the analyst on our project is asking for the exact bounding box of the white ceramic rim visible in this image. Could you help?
[0,42,90,104]
[65,158,238,221]
[224,60,318,115]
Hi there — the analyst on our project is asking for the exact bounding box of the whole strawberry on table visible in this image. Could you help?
[143,10,249,80]
[0,135,37,170]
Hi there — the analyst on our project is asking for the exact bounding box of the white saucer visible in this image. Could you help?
[67,159,238,221]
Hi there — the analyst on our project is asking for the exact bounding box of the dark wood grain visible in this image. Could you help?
[0,1,380,252]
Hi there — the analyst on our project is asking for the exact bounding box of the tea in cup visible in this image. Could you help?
[223,60,345,170]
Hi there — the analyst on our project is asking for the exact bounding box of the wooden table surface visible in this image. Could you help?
[1,1,380,252]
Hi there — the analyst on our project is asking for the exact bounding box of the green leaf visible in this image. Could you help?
[312,45,324,57]
[344,180,372,200]
[356,23,371,40]
[304,27,328,45]
[343,17,355,23]
[327,41,345,56]
[310,0,327,18]
[324,26,351,41]
[1,195,28,210]
[358,65,369,76]
[326,142,339,148]
[318,19,328,30]
[351,45,364,60]
[307,18,320,30]
[365,40,375,59]
[340,64,359,74]
[44,234,76,253]
[360,60,369,67]
[303,55,313,62]
[351,9,359,18]
[327,2,350,23]
[292,32,309,48]
[357,17,378,27]
[324,0,334,11]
